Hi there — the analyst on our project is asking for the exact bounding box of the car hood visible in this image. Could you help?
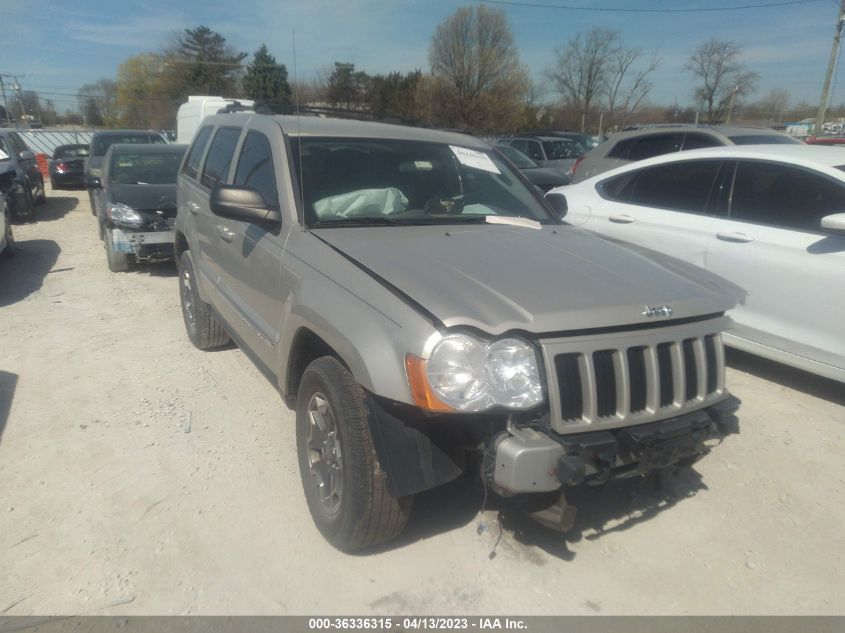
[109,183,176,211]
[313,224,738,335]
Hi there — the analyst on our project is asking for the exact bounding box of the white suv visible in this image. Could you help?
[556,145,845,382]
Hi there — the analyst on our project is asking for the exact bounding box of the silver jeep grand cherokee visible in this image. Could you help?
[175,113,740,551]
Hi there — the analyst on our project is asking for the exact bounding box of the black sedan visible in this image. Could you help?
[495,144,570,192]
[49,144,89,189]
[86,143,186,272]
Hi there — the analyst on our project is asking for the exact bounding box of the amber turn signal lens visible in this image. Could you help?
[404,354,455,413]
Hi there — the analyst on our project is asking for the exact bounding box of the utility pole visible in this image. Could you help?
[726,83,740,124]
[0,76,9,127]
[815,0,845,136]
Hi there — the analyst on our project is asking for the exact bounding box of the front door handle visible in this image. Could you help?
[187,201,200,215]
[217,225,235,243]
[716,231,755,243]
[609,214,636,224]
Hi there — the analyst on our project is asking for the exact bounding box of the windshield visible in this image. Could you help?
[109,151,185,185]
[92,134,165,157]
[291,138,554,227]
[55,145,89,159]
[496,144,538,169]
[541,139,582,159]
[0,137,9,161]
[729,134,801,146]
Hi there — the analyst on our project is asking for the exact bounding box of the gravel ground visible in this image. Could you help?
[1,186,843,616]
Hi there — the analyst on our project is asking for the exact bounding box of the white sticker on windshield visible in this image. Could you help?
[449,145,500,174]
[0,149,8,160]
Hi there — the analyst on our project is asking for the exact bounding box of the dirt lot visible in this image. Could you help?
[1,186,844,616]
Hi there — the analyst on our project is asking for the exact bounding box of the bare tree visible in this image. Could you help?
[686,39,758,124]
[606,48,659,125]
[77,79,118,127]
[547,29,657,131]
[749,88,791,122]
[429,5,529,131]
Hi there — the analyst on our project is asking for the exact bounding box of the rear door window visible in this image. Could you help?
[682,133,723,150]
[182,126,213,181]
[201,127,242,189]
[626,134,684,161]
[233,131,279,208]
[730,160,845,231]
[628,160,723,213]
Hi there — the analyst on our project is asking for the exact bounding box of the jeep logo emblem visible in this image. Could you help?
[642,305,673,318]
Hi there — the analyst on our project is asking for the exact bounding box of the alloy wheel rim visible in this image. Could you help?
[306,392,343,515]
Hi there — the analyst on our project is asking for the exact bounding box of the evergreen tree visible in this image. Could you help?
[242,44,292,108]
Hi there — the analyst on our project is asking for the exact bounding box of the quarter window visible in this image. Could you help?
[234,131,279,208]
[201,127,242,188]
[182,126,213,180]
[730,161,845,231]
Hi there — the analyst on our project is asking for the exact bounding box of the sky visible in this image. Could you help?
[1,0,842,114]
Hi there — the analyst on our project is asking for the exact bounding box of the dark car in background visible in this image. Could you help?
[86,143,187,272]
[495,143,570,191]
[49,144,89,189]
[0,129,46,220]
[498,135,584,175]
[85,130,167,217]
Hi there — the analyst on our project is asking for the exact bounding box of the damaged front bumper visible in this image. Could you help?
[111,227,175,261]
[490,395,740,495]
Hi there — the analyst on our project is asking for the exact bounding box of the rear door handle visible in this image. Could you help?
[217,226,235,243]
[716,231,755,243]
[187,201,200,215]
[609,214,636,224]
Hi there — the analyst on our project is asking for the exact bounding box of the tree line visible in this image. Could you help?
[37,5,828,133]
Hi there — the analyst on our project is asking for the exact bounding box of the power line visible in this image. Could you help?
[477,0,826,12]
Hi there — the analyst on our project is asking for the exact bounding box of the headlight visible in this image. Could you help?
[419,334,544,412]
[107,202,144,229]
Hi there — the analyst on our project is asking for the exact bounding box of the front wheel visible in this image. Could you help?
[296,356,412,551]
[104,227,132,272]
[34,176,46,206]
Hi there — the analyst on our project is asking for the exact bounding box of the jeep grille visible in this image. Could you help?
[541,319,728,434]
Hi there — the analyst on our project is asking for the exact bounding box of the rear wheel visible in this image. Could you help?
[88,189,97,216]
[296,356,412,551]
[104,228,132,272]
[177,250,230,349]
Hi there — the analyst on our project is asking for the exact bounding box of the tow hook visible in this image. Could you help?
[529,492,578,532]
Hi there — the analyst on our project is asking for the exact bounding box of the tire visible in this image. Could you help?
[11,186,34,221]
[34,177,46,206]
[88,189,97,216]
[296,356,412,551]
[1,209,15,259]
[104,227,132,272]
[50,177,58,190]
[177,250,230,350]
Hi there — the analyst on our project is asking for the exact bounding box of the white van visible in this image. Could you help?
[176,96,255,144]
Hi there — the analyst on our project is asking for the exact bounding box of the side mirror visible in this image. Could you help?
[210,185,282,224]
[19,150,35,162]
[821,212,845,234]
[86,176,102,189]
[545,192,568,219]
